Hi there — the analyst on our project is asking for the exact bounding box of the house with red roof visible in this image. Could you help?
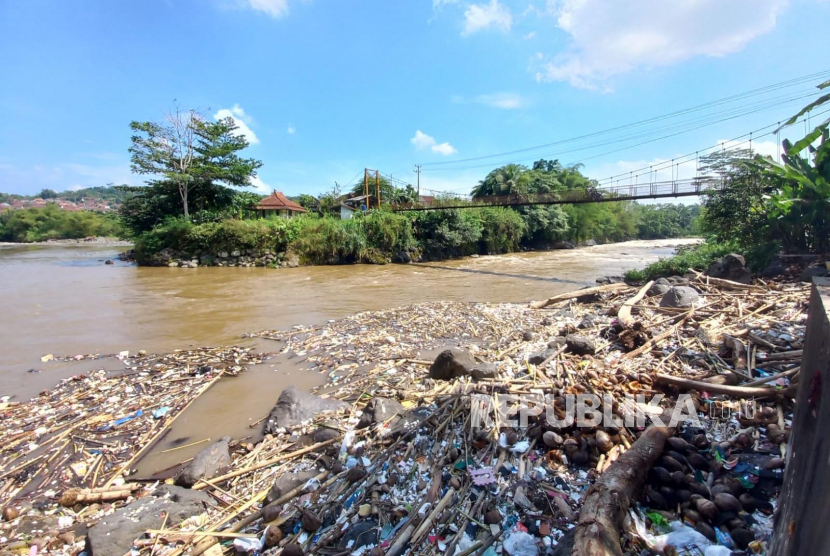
[253,190,308,219]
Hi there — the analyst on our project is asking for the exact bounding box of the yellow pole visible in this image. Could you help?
[375,170,380,208]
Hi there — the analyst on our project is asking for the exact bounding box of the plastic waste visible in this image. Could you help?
[502,531,539,556]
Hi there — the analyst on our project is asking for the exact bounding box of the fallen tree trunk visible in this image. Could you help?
[531,283,632,309]
[572,426,670,556]
[617,281,653,328]
[654,373,778,399]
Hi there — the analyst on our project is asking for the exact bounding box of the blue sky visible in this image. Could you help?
[0,0,828,197]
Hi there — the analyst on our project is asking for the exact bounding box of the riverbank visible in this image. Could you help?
[0,274,808,555]
[0,237,131,247]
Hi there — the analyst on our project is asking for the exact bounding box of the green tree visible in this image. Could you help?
[757,79,830,252]
[472,164,529,198]
[38,189,58,199]
[129,107,262,220]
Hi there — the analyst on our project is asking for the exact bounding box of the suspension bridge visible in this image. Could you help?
[390,177,721,212]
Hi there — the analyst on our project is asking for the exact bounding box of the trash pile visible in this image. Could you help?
[0,347,265,554]
[0,270,811,556]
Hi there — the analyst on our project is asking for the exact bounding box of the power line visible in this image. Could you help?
[421,90,822,174]
[419,70,830,168]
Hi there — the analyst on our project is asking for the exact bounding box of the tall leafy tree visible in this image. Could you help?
[129,107,262,219]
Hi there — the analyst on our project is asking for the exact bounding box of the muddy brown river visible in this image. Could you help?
[0,238,696,475]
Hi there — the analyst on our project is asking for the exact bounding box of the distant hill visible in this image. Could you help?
[0,186,130,205]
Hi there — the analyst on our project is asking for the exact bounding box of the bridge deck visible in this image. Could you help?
[394,178,719,211]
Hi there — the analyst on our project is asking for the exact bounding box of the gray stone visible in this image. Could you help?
[393,250,412,263]
[595,275,623,285]
[286,252,300,268]
[175,437,232,487]
[470,362,499,381]
[706,253,752,284]
[311,426,341,443]
[666,275,690,285]
[231,250,241,257]
[528,349,556,365]
[357,397,405,429]
[218,251,229,258]
[86,486,213,556]
[760,263,786,278]
[428,347,476,381]
[580,239,598,247]
[660,286,699,308]
[552,241,575,250]
[649,277,672,296]
[265,469,319,505]
[547,336,566,349]
[800,265,828,282]
[565,334,595,356]
[264,386,349,434]
[167,262,178,267]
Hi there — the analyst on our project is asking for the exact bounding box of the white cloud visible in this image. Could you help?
[462,0,513,36]
[451,92,528,109]
[243,0,289,18]
[523,31,536,40]
[475,92,527,109]
[432,142,459,156]
[287,125,296,134]
[213,104,260,145]
[411,130,437,149]
[249,175,272,194]
[536,0,787,89]
[411,130,458,156]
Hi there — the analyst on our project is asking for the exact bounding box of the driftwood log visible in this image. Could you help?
[617,281,653,327]
[654,373,779,399]
[572,426,670,556]
[531,283,632,309]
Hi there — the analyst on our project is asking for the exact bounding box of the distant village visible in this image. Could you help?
[0,196,117,213]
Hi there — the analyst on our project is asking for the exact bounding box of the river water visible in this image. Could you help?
[0,239,695,475]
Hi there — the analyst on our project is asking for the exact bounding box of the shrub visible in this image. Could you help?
[410,209,482,260]
[624,240,740,282]
[133,217,289,263]
[0,205,123,242]
[290,217,367,264]
[477,207,526,254]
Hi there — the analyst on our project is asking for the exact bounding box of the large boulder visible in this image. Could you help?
[86,486,213,556]
[800,265,828,283]
[660,286,699,309]
[470,362,499,382]
[357,397,405,429]
[707,253,752,284]
[565,334,595,356]
[648,277,672,296]
[175,437,232,487]
[428,348,477,381]
[264,386,349,434]
[528,349,556,365]
[265,469,319,505]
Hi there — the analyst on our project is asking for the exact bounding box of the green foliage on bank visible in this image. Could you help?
[624,240,740,282]
[625,81,830,282]
[0,204,123,242]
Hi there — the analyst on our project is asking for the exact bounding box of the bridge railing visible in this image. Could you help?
[393,178,722,211]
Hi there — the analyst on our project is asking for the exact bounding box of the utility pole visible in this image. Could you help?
[363,169,368,211]
[375,170,380,208]
[414,165,421,199]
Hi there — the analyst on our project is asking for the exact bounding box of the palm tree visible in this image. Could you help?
[472,164,529,198]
